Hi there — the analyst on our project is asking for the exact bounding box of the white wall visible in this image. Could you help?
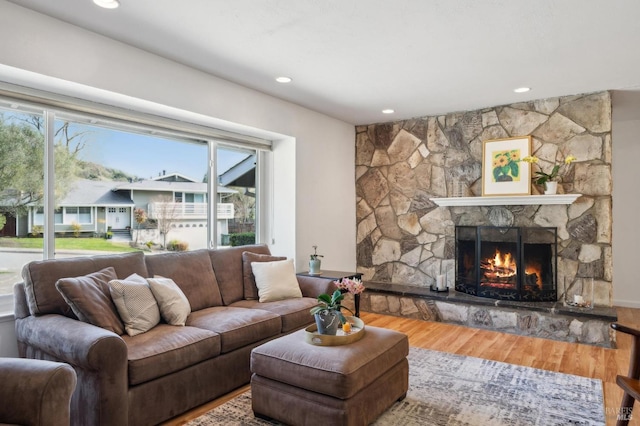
[612,90,640,308]
[0,1,356,355]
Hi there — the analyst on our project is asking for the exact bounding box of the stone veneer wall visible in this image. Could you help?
[355,91,613,306]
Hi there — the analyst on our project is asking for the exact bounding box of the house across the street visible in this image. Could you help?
[15,173,236,249]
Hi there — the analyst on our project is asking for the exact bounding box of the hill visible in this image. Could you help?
[76,160,142,182]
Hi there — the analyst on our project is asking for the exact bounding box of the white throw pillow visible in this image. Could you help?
[108,273,161,336]
[251,259,302,303]
[147,276,191,326]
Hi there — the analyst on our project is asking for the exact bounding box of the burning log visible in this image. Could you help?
[525,272,539,287]
[480,262,516,276]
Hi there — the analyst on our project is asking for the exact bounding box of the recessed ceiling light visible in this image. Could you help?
[382,109,395,114]
[93,0,119,9]
[275,76,292,83]
[514,87,531,93]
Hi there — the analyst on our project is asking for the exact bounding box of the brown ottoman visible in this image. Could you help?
[250,326,409,426]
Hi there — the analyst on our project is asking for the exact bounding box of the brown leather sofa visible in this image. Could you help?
[13,244,334,426]
[0,358,77,426]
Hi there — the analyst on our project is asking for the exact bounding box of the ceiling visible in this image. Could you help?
[8,0,640,125]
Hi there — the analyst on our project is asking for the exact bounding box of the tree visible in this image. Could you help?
[153,195,179,249]
[0,113,78,217]
[0,117,46,217]
[13,115,90,156]
[226,187,255,233]
[133,207,147,244]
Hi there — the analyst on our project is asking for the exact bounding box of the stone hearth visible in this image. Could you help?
[359,283,617,347]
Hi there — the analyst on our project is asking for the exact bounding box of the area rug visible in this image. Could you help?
[187,347,605,426]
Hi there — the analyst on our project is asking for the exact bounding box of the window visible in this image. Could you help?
[63,206,92,224]
[54,208,63,224]
[65,207,79,224]
[0,93,271,305]
[217,146,257,246]
[0,105,45,301]
[79,207,92,223]
[34,207,44,226]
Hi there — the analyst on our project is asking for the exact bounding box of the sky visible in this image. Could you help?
[1,109,250,182]
[75,124,250,181]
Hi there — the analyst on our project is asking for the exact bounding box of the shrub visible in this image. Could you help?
[71,221,82,238]
[0,214,6,232]
[31,225,43,237]
[229,232,255,247]
[167,239,189,251]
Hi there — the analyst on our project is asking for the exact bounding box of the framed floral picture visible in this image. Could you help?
[482,136,532,196]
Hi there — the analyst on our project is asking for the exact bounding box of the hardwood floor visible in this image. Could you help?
[164,307,640,425]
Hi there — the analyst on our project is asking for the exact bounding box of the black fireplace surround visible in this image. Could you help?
[455,226,557,302]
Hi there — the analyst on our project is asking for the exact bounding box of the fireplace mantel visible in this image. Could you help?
[430,194,581,207]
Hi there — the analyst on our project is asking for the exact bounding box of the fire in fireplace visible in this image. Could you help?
[455,226,557,301]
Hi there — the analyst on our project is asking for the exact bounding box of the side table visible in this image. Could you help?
[296,270,363,317]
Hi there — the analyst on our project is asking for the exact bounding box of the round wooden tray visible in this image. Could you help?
[304,316,365,346]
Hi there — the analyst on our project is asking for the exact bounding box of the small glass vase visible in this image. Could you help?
[544,181,558,195]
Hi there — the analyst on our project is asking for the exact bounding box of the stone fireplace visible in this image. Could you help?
[455,226,557,302]
[354,91,616,346]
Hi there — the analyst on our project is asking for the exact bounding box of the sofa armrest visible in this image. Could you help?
[297,275,338,298]
[16,315,127,371]
[0,358,77,426]
[16,315,129,426]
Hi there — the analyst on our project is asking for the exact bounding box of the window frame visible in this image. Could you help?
[0,90,272,312]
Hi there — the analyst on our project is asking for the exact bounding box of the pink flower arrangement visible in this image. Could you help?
[334,277,365,295]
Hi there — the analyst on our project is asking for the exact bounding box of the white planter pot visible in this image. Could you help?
[309,259,321,274]
[544,181,558,195]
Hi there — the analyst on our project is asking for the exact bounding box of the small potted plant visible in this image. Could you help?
[335,277,366,317]
[310,290,353,335]
[522,153,577,194]
[309,245,323,275]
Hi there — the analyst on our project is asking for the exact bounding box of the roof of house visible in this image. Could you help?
[114,179,236,194]
[59,179,134,206]
[218,155,256,188]
[151,172,198,183]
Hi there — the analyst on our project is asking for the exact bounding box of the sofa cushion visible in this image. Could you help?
[242,252,286,300]
[22,251,148,317]
[231,298,317,333]
[186,306,281,353]
[209,244,272,305]
[109,274,161,336]
[147,277,191,326]
[251,259,302,303]
[145,250,223,311]
[55,267,125,335]
[122,324,221,386]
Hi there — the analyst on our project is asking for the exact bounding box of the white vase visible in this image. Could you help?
[309,259,321,275]
[544,181,558,195]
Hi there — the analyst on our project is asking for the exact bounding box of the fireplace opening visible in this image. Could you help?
[455,226,557,301]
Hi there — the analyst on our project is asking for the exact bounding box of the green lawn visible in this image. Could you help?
[0,237,141,252]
